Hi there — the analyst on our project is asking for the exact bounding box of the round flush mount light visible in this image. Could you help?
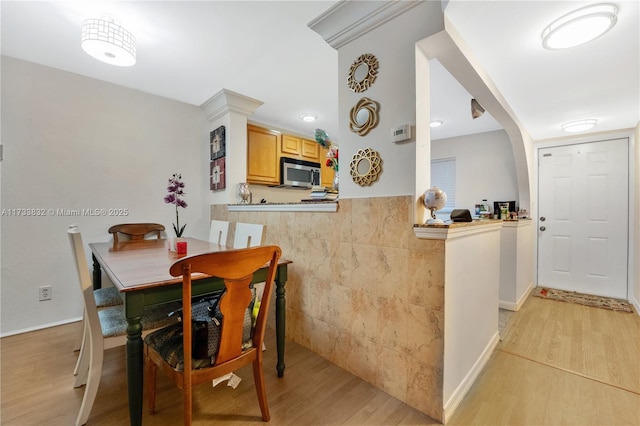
[81,14,136,66]
[561,119,598,133]
[299,113,318,122]
[542,3,618,50]
[430,120,443,128]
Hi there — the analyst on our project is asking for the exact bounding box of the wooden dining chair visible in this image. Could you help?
[144,245,282,425]
[209,219,230,246]
[108,223,165,249]
[68,225,180,426]
[233,222,264,248]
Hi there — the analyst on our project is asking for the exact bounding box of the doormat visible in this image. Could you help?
[533,287,634,313]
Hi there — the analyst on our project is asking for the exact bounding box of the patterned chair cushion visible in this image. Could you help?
[94,286,123,308]
[98,302,182,338]
[144,291,255,372]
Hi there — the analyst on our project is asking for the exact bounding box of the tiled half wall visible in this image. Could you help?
[212,196,445,421]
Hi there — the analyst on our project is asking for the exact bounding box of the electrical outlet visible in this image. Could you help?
[39,285,52,301]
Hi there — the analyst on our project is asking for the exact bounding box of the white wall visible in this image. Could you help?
[0,57,209,335]
[443,224,501,421]
[431,129,518,214]
[633,122,640,313]
[337,1,444,199]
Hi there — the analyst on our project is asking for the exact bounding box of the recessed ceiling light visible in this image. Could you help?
[430,120,443,128]
[81,14,136,67]
[561,119,598,133]
[542,3,617,50]
[299,113,318,122]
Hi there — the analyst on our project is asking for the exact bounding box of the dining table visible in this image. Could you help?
[89,237,292,426]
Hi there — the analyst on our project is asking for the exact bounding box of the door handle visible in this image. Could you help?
[540,226,546,231]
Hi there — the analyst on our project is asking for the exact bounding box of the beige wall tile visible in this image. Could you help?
[215,195,444,421]
[376,347,409,401]
[407,358,443,421]
[407,304,444,369]
[408,248,445,312]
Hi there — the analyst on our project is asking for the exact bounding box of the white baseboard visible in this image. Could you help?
[499,281,534,311]
[0,316,82,338]
[443,330,499,424]
[516,281,534,309]
[498,300,516,311]
[631,296,640,317]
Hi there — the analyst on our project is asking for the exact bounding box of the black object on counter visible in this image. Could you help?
[450,209,472,222]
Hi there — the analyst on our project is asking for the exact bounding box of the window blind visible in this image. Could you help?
[430,158,456,211]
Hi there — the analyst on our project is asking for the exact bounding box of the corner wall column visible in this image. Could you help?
[201,89,263,205]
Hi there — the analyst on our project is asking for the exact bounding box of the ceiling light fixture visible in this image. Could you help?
[430,120,443,128]
[471,98,485,119]
[81,14,136,67]
[299,113,318,122]
[561,119,598,133]
[541,3,618,50]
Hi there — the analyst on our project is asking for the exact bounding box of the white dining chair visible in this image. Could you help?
[208,219,230,246]
[68,225,180,426]
[233,222,264,248]
[233,222,267,351]
[73,286,122,351]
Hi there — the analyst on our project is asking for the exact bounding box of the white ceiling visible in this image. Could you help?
[1,1,638,143]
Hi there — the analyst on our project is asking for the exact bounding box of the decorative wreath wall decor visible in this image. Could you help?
[349,97,379,136]
[347,53,379,93]
[350,148,382,186]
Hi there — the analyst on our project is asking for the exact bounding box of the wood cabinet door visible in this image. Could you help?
[320,147,335,188]
[281,135,301,157]
[301,139,320,161]
[247,125,280,185]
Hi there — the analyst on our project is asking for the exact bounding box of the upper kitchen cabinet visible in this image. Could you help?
[247,124,280,185]
[320,147,335,188]
[247,124,335,188]
[281,135,320,161]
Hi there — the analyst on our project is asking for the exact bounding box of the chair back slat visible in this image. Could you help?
[67,226,102,360]
[208,220,229,246]
[108,223,165,248]
[233,223,264,248]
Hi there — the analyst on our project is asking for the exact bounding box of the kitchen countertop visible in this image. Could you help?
[414,219,502,229]
[228,201,338,212]
[414,219,504,240]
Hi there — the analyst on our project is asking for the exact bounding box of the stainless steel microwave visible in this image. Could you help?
[278,157,321,188]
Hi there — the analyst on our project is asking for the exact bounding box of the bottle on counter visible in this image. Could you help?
[482,199,491,214]
[478,199,492,219]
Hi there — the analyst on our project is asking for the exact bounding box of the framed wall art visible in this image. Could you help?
[210,125,226,190]
[347,53,378,93]
[210,125,226,160]
[210,157,226,190]
[349,97,379,136]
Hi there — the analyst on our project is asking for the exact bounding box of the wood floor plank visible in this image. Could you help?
[2,293,639,425]
[498,295,640,394]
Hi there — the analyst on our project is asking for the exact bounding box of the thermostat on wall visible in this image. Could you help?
[391,124,411,143]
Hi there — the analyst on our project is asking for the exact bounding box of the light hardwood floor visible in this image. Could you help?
[2,295,639,425]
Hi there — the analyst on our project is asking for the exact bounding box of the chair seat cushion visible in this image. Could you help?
[94,286,123,308]
[145,302,254,372]
[98,302,182,338]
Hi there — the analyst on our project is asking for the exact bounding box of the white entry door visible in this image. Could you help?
[537,138,628,299]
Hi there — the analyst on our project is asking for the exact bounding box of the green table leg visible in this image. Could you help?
[275,264,287,378]
[125,297,144,426]
[92,254,102,290]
